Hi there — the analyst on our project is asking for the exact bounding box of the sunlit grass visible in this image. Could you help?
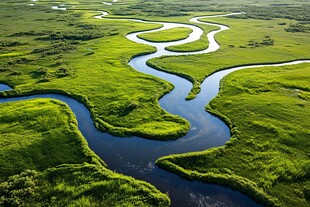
[157,63,310,207]
[0,99,170,206]
[149,17,310,98]
[0,3,189,140]
[138,27,192,42]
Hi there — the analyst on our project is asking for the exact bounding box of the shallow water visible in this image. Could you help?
[0,86,262,207]
[0,84,12,92]
[2,9,309,206]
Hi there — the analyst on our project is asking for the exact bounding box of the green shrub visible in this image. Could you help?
[285,24,310,33]
[0,170,40,207]
[55,66,74,78]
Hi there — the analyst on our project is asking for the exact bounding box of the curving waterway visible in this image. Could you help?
[1,9,310,207]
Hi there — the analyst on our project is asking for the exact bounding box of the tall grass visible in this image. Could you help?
[137,27,192,43]
[0,2,188,140]
[157,63,310,207]
[148,17,310,98]
[0,99,170,206]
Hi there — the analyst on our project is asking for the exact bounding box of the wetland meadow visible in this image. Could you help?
[0,0,309,206]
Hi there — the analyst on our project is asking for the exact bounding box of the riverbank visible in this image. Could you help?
[0,3,189,140]
[0,98,170,206]
[157,63,310,207]
[148,16,310,99]
[137,27,193,43]
[1,0,309,206]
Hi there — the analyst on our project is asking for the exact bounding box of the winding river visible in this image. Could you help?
[1,8,310,207]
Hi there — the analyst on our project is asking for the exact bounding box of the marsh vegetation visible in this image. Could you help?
[0,0,309,206]
[0,99,170,206]
[157,63,310,207]
[137,27,192,43]
[149,17,309,99]
[0,2,188,140]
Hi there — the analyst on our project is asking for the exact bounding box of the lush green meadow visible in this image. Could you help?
[2,0,308,138]
[157,63,310,207]
[105,0,310,18]
[0,2,189,140]
[1,0,310,206]
[0,99,101,179]
[166,33,209,52]
[137,27,192,43]
[149,16,310,99]
[0,99,170,206]
[165,19,219,52]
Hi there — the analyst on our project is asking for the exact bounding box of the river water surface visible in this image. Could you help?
[1,9,309,207]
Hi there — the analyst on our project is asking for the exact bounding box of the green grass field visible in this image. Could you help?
[148,17,310,99]
[0,99,170,206]
[157,63,310,207]
[1,0,310,206]
[0,99,101,179]
[1,1,308,138]
[166,34,209,52]
[0,3,189,140]
[137,27,192,42]
[165,21,218,52]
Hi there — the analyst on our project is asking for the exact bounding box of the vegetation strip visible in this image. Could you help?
[0,2,188,140]
[137,27,193,43]
[149,15,310,99]
[1,0,309,206]
[157,63,310,207]
[0,99,170,206]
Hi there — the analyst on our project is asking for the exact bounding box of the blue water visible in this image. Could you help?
[2,11,307,207]
[0,72,262,207]
[0,84,12,92]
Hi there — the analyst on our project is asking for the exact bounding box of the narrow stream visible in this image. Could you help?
[1,9,309,207]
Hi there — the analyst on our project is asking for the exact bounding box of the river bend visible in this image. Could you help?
[1,9,310,207]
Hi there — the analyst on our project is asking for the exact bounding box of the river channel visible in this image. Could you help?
[1,8,310,207]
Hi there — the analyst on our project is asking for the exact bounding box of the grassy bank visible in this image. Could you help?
[137,27,192,43]
[157,63,310,207]
[2,1,307,138]
[1,0,310,206]
[166,34,209,52]
[148,16,310,99]
[0,99,103,179]
[0,2,189,140]
[165,20,218,52]
[0,99,170,206]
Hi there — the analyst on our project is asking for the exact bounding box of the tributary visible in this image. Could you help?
[1,9,310,207]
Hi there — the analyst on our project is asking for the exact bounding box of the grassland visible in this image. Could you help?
[166,33,209,52]
[2,0,307,138]
[1,0,310,206]
[148,17,310,99]
[157,63,310,207]
[109,0,310,18]
[0,99,170,206]
[0,2,189,140]
[0,99,102,178]
[165,20,218,52]
[137,27,192,42]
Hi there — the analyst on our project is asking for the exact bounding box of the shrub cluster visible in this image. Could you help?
[48,30,104,41]
[4,57,33,66]
[247,37,274,48]
[32,41,76,56]
[55,66,75,78]
[229,6,310,22]
[239,36,275,49]
[0,170,40,207]
[285,23,310,33]
[10,30,50,37]
[31,66,75,82]
[0,40,27,47]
